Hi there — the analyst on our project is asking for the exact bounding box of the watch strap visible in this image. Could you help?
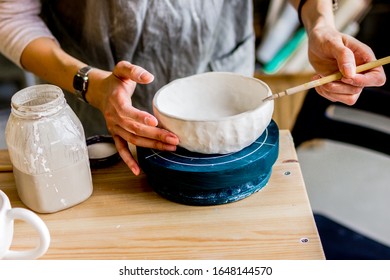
[73,66,92,103]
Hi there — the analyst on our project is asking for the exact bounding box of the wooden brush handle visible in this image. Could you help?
[265,56,390,100]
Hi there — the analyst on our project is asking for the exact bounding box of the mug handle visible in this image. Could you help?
[4,208,50,260]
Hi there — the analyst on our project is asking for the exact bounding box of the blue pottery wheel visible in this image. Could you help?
[137,120,279,206]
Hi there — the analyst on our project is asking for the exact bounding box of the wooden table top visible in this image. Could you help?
[0,130,325,260]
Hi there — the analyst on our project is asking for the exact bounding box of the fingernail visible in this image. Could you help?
[140,71,154,82]
[343,63,355,77]
[166,136,179,145]
[165,145,177,152]
[144,116,157,126]
[131,166,140,175]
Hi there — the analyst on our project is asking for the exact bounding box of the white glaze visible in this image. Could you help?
[153,72,274,154]
[88,142,118,159]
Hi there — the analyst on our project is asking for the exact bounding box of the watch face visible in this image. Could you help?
[73,74,87,92]
[73,66,92,102]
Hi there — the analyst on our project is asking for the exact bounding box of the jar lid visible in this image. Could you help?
[86,135,121,168]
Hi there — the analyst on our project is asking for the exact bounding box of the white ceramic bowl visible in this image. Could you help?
[153,72,274,154]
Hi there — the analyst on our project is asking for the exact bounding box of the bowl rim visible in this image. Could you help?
[152,72,273,123]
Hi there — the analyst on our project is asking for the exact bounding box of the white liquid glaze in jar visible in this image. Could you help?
[5,85,93,213]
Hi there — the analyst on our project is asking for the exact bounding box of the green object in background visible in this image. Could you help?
[262,28,307,74]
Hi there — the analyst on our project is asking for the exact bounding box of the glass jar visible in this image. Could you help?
[5,84,93,213]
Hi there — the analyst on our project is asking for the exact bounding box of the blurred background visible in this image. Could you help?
[1,0,389,259]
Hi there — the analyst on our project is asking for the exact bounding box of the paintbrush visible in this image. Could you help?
[263,56,390,102]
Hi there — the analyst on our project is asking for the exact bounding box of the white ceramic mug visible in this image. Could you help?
[0,190,50,260]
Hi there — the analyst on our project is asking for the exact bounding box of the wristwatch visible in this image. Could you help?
[73,66,92,103]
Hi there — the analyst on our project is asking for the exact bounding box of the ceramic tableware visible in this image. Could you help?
[153,72,274,154]
[0,190,50,260]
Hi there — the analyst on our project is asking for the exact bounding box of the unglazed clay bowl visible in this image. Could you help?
[153,72,274,154]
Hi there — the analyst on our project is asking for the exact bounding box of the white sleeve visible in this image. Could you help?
[0,0,57,68]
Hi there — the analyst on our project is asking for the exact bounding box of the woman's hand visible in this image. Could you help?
[88,61,179,175]
[307,26,386,105]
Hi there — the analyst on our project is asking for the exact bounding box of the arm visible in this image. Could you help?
[289,0,386,104]
[0,1,179,175]
[0,0,55,66]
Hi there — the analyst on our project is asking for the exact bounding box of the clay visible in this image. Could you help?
[153,72,274,154]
